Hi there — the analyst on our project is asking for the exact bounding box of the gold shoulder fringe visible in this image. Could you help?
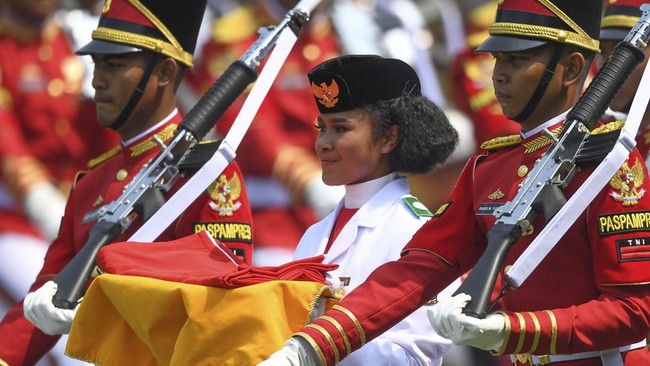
[480,134,521,151]
[87,146,121,169]
[591,120,625,134]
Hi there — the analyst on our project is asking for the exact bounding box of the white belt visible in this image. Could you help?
[511,339,646,365]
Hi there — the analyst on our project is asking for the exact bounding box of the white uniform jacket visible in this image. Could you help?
[293,177,456,366]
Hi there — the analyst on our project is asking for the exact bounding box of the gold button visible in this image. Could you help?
[116,169,128,181]
[517,165,529,177]
[504,265,512,274]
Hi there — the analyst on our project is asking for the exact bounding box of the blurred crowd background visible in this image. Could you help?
[0,0,519,364]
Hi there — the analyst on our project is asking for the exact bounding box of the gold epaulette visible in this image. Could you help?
[591,120,625,134]
[211,7,259,44]
[480,134,521,151]
[87,146,121,169]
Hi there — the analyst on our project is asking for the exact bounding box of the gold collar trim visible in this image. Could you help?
[86,123,178,169]
[128,123,177,157]
[522,125,564,154]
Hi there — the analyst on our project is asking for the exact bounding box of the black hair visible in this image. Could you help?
[359,95,459,174]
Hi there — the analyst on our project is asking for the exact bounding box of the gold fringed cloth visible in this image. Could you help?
[65,230,338,365]
[66,275,335,365]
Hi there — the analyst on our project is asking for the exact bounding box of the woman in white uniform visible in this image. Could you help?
[289,55,460,365]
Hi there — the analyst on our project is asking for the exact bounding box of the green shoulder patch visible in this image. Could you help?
[403,196,432,218]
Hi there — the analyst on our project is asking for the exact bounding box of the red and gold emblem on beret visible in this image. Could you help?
[207,172,242,216]
[609,158,646,206]
[311,80,339,108]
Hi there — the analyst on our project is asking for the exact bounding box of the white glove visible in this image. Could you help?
[23,182,67,241]
[304,175,344,219]
[24,281,79,335]
[428,293,505,351]
[258,338,318,366]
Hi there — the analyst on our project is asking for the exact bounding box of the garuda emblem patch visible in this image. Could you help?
[610,158,646,206]
[311,80,339,108]
[207,172,242,216]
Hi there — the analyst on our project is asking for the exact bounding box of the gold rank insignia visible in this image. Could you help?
[609,157,646,206]
[207,171,242,216]
[311,80,339,108]
[488,189,505,200]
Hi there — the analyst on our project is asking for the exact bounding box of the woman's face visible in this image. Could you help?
[314,109,396,186]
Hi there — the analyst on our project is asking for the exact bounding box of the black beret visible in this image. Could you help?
[308,55,421,114]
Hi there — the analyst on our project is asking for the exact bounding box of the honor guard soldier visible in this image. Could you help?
[0,0,119,364]
[600,0,650,162]
[184,1,344,266]
[0,0,253,364]
[261,0,650,365]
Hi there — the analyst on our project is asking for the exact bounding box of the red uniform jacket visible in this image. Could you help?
[0,113,253,365]
[296,120,650,365]
[0,16,119,237]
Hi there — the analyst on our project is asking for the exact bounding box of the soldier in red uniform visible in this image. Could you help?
[0,0,118,364]
[599,0,650,161]
[184,1,343,265]
[261,1,650,365]
[0,0,253,364]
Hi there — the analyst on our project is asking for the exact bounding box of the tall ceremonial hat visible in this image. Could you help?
[601,0,644,40]
[76,0,207,67]
[475,0,603,53]
[307,55,421,114]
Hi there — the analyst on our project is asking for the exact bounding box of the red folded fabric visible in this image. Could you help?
[96,230,337,288]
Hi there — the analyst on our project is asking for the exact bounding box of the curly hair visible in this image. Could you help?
[359,95,459,175]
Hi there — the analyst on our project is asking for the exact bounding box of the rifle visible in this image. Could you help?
[454,4,650,319]
[52,0,318,310]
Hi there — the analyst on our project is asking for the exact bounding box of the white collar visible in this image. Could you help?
[121,108,179,147]
[344,172,399,209]
[521,110,569,139]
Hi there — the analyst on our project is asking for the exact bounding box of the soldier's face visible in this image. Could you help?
[491,44,568,131]
[314,109,395,186]
[90,52,157,133]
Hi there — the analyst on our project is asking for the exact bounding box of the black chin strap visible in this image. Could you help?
[513,44,565,122]
[109,53,160,130]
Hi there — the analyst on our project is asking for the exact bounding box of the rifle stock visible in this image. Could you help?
[51,2,317,309]
[455,5,650,318]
